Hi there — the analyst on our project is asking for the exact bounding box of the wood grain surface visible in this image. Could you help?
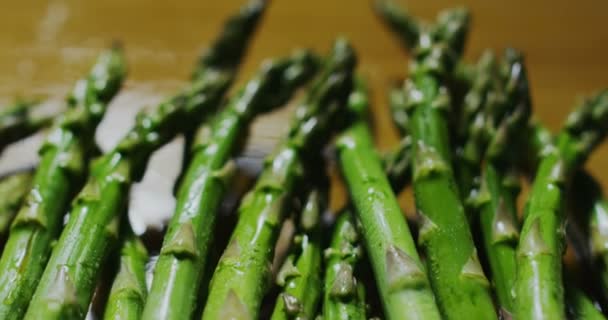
[0,0,607,221]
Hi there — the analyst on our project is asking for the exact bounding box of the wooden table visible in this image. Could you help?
[0,0,607,221]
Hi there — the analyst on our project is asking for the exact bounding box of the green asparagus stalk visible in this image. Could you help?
[103,229,148,320]
[144,51,318,320]
[470,49,532,315]
[271,189,324,320]
[24,4,264,319]
[201,39,355,320]
[0,47,126,320]
[323,211,367,320]
[476,166,520,314]
[337,79,441,319]
[0,100,54,152]
[515,90,608,319]
[0,171,34,238]
[398,8,497,319]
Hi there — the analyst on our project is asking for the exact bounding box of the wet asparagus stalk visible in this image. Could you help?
[271,189,324,320]
[103,229,148,320]
[0,47,126,320]
[0,171,34,238]
[24,3,264,319]
[396,7,497,319]
[0,100,55,152]
[143,51,318,320]
[337,79,441,319]
[322,211,367,320]
[515,90,608,319]
[201,39,355,320]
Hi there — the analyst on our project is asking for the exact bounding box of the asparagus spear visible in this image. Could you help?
[0,171,34,238]
[469,49,532,315]
[201,39,355,320]
[24,4,264,319]
[0,100,54,152]
[103,229,148,320]
[373,0,420,50]
[515,90,608,319]
[374,0,474,105]
[337,79,441,319]
[395,7,497,318]
[271,189,324,320]
[144,51,318,320]
[323,211,367,320]
[454,50,503,199]
[0,47,126,320]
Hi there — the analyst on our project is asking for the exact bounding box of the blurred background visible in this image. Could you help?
[0,0,607,229]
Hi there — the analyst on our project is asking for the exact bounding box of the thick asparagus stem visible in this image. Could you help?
[323,211,367,320]
[103,229,148,320]
[337,80,441,319]
[398,8,497,319]
[201,39,355,320]
[24,4,264,319]
[0,100,55,152]
[271,189,324,320]
[144,51,318,320]
[0,171,34,238]
[0,47,126,320]
[515,91,608,319]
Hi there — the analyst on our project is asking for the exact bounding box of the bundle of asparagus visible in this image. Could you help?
[0,1,606,319]
[0,46,127,320]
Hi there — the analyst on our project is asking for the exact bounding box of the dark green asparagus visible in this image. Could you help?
[515,90,608,319]
[0,171,34,238]
[201,39,355,320]
[271,189,324,320]
[0,100,55,152]
[103,229,148,320]
[144,51,318,320]
[0,47,126,320]
[24,3,264,319]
